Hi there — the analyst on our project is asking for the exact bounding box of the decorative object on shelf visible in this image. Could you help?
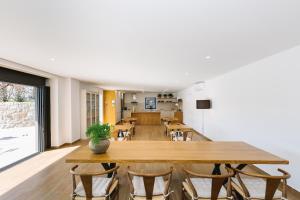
[130,101,138,104]
[168,93,173,98]
[157,94,162,98]
[86,123,111,154]
[145,97,157,109]
[163,94,168,98]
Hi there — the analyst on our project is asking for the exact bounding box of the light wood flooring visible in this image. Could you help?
[0,125,298,200]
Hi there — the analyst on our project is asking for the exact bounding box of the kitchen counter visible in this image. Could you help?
[131,112,161,125]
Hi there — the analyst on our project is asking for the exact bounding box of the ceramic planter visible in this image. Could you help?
[89,139,110,154]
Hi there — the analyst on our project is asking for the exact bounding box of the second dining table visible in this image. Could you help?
[165,123,193,136]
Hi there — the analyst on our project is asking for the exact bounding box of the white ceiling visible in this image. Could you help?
[1,0,300,92]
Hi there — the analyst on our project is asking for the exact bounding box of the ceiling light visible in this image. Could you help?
[50,58,55,62]
[205,56,211,60]
[185,72,189,76]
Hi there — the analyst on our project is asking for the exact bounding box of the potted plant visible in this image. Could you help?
[163,94,168,98]
[86,123,112,154]
[168,93,173,98]
[157,94,162,98]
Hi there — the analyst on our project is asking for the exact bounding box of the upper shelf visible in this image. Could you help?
[157,97,177,100]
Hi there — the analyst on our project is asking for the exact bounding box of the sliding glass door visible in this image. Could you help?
[0,81,38,169]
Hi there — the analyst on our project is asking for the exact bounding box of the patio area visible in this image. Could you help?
[0,126,37,169]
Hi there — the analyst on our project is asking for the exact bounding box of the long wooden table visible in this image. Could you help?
[65,141,288,165]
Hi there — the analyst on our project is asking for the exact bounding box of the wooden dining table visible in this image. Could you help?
[65,141,288,174]
[111,124,134,140]
[165,124,193,136]
[123,117,137,124]
[161,117,178,124]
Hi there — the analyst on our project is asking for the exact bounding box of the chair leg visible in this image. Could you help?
[116,185,120,200]
[232,190,243,200]
[182,188,185,200]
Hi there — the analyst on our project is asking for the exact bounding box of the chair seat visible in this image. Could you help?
[131,195,166,200]
[74,177,118,198]
[183,178,228,199]
[75,196,106,200]
[132,176,165,196]
[232,178,282,199]
[173,136,192,141]
[173,136,184,141]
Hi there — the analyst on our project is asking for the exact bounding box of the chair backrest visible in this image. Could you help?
[184,167,234,200]
[70,165,119,200]
[182,131,193,141]
[231,168,290,200]
[127,167,173,199]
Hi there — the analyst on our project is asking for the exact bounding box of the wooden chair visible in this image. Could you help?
[182,167,234,200]
[172,131,194,141]
[170,130,182,141]
[70,165,119,200]
[127,167,173,200]
[230,167,290,200]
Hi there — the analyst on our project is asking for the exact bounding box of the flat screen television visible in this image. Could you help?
[196,100,211,109]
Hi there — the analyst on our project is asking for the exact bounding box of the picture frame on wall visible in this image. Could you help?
[145,97,157,110]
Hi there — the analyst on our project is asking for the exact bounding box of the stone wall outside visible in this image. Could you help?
[0,102,35,129]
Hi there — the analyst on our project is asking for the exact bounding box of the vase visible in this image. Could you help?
[89,139,110,154]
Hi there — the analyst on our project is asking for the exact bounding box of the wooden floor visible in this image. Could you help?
[0,125,298,200]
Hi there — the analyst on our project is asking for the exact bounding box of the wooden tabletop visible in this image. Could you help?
[65,141,288,164]
[124,117,137,121]
[166,124,193,131]
[113,124,134,131]
[161,117,178,122]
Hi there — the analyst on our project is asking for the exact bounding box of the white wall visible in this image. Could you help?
[67,78,81,142]
[48,77,81,146]
[178,45,300,190]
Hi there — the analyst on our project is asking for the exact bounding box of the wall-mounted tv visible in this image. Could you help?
[196,100,211,109]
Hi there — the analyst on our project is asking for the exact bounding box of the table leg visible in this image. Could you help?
[101,163,116,178]
[212,164,221,175]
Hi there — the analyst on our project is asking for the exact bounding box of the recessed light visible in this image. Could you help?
[205,56,211,60]
[50,58,55,62]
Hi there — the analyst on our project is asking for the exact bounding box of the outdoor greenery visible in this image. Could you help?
[86,123,112,145]
[0,82,35,102]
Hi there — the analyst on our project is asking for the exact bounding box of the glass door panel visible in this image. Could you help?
[0,81,38,169]
[91,94,96,124]
[96,94,99,123]
[86,93,91,128]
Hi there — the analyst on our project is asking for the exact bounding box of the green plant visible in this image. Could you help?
[86,123,112,145]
